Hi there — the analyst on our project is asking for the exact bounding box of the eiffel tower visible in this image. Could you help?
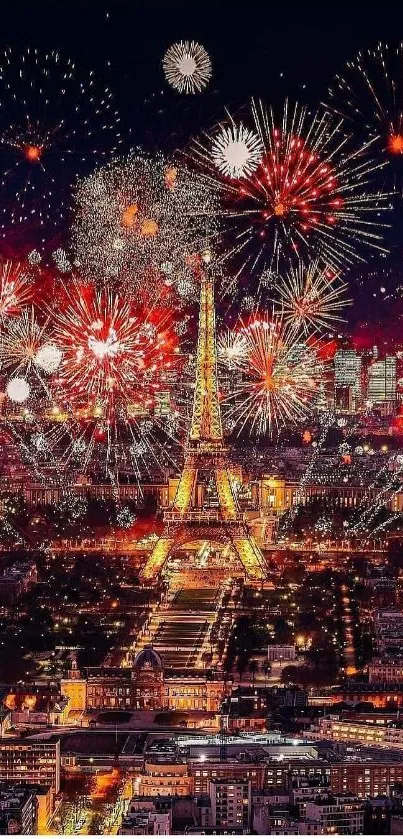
[140,257,265,582]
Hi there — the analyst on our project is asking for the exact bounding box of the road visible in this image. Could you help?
[340,583,357,677]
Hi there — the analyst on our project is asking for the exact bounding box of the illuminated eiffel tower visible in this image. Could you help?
[140,256,265,582]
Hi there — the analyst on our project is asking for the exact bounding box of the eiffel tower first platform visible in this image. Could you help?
[140,255,265,582]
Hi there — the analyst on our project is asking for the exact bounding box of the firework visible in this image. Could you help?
[34,344,63,374]
[0,308,50,375]
[223,315,324,436]
[0,47,122,228]
[327,43,403,170]
[50,284,177,416]
[52,249,72,274]
[162,41,212,94]
[58,492,87,521]
[211,122,264,178]
[6,376,30,403]
[0,259,33,318]
[217,329,249,369]
[191,99,390,286]
[36,282,185,482]
[271,258,351,333]
[72,151,218,297]
[116,505,136,528]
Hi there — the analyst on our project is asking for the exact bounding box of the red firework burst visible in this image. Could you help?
[50,283,179,419]
[191,100,389,283]
[0,258,33,318]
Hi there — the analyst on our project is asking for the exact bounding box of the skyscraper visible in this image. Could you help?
[334,349,362,413]
[367,355,397,409]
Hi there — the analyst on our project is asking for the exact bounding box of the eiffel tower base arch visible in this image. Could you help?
[141,519,265,582]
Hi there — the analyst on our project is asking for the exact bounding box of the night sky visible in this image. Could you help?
[2,0,403,341]
[1,1,401,114]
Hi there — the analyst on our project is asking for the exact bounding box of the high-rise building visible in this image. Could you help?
[0,786,38,835]
[0,739,60,795]
[367,355,397,408]
[334,349,362,413]
[209,779,251,830]
[304,794,364,834]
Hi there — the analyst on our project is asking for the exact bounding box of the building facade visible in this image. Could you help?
[209,779,251,830]
[61,647,228,715]
[0,786,38,835]
[304,795,364,834]
[0,739,60,795]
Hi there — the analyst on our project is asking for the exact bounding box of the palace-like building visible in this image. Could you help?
[61,647,229,715]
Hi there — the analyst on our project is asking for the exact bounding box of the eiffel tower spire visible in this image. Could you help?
[140,258,265,582]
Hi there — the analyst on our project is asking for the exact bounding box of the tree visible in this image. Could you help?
[249,659,259,686]
[236,657,247,682]
[273,617,293,645]
[261,661,271,685]
[281,665,304,686]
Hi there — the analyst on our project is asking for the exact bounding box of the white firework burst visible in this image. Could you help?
[211,123,263,178]
[217,329,249,369]
[52,248,72,274]
[162,40,212,94]
[27,250,42,265]
[241,295,255,311]
[31,432,48,452]
[130,440,147,458]
[0,308,48,375]
[116,505,136,528]
[34,343,63,374]
[6,376,30,403]
[176,277,197,300]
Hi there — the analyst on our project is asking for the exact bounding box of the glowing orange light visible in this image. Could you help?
[164,166,177,190]
[263,372,276,390]
[274,202,285,216]
[122,204,138,227]
[302,430,312,443]
[24,145,42,162]
[140,218,159,237]
[388,134,403,154]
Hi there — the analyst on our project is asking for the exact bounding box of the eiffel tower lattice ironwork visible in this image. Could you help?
[140,262,265,582]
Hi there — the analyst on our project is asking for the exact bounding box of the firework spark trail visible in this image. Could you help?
[0,47,122,228]
[363,511,403,542]
[162,41,212,94]
[0,308,50,375]
[0,259,34,319]
[72,151,218,298]
[191,99,390,289]
[281,411,336,535]
[349,457,403,535]
[217,329,249,369]
[271,258,351,333]
[4,419,48,483]
[327,42,403,186]
[223,315,323,437]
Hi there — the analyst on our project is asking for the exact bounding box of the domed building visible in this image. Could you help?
[131,646,164,710]
[61,645,229,715]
